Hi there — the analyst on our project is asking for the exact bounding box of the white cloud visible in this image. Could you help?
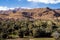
[0,6,15,10]
[0,6,8,10]
[21,7,32,9]
[27,0,60,4]
[0,6,32,11]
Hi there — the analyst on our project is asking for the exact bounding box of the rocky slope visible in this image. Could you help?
[0,7,60,20]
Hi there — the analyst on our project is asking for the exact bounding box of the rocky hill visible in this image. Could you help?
[0,7,60,21]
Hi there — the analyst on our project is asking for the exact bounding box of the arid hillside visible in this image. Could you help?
[0,7,60,20]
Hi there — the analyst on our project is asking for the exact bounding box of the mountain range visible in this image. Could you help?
[0,7,60,21]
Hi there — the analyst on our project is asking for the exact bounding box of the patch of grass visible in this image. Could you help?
[6,38,55,40]
[31,38,55,40]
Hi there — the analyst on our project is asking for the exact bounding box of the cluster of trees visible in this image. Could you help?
[0,19,60,39]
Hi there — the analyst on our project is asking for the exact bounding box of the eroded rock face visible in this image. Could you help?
[0,7,60,20]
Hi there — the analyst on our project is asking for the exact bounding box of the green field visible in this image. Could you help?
[30,38,55,40]
[6,38,55,40]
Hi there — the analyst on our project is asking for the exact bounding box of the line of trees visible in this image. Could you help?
[0,19,60,39]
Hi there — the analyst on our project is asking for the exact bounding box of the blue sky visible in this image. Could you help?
[0,0,60,10]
